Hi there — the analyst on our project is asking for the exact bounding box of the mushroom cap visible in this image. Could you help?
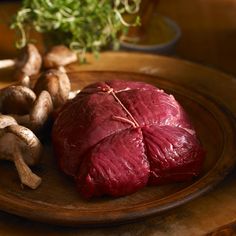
[34,69,71,108]
[0,114,17,129]
[0,125,42,166]
[0,85,36,115]
[16,44,42,77]
[43,45,77,68]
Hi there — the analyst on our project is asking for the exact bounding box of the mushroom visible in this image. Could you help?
[34,69,71,108]
[12,90,53,132]
[0,44,42,87]
[0,85,36,115]
[43,45,77,72]
[43,45,80,100]
[0,124,42,189]
[0,114,18,129]
[30,90,53,131]
[15,44,42,87]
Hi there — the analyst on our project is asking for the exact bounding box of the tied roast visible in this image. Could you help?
[52,80,204,198]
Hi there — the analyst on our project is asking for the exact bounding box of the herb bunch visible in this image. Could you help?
[11,0,141,58]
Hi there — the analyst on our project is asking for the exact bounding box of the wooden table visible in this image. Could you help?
[0,1,236,235]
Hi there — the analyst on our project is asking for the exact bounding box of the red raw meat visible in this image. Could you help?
[52,80,204,198]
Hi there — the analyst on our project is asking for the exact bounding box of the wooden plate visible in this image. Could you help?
[0,52,235,226]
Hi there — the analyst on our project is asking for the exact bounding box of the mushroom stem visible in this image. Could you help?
[10,91,53,132]
[30,90,53,132]
[0,114,18,129]
[69,89,80,99]
[0,59,16,69]
[58,66,66,73]
[18,74,30,87]
[13,147,41,189]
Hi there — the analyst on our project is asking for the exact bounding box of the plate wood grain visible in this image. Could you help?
[0,52,235,226]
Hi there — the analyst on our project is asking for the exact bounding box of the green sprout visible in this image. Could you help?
[11,0,141,59]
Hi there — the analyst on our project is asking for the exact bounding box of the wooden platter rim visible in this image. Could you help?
[0,53,235,226]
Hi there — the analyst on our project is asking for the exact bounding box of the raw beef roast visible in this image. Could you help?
[52,80,204,198]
